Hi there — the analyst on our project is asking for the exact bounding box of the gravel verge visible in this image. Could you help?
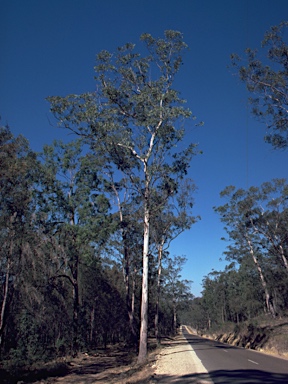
[151,326,212,383]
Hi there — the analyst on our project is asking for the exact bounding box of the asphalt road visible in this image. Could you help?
[182,326,288,384]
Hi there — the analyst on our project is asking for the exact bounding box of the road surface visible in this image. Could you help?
[182,325,288,383]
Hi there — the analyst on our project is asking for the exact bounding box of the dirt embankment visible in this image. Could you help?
[197,318,288,359]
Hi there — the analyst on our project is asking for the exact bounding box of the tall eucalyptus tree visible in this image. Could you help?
[215,186,276,316]
[214,180,288,316]
[47,30,201,362]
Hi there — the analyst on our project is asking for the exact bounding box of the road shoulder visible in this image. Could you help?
[151,326,212,383]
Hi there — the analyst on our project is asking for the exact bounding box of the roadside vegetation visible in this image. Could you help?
[183,19,288,361]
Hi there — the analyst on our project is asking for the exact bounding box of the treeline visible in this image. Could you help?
[0,126,194,366]
[0,31,198,366]
[186,179,288,331]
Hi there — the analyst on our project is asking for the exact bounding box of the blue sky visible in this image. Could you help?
[1,0,287,296]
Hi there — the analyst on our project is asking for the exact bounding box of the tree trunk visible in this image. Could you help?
[173,300,177,335]
[123,243,137,344]
[279,244,288,271]
[131,268,136,337]
[138,170,150,364]
[155,243,163,344]
[0,258,11,347]
[208,316,211,330]
[131,269,136,317]
[246,234,275,317]
[251,218,288,272]
[90,304,95,345]
[272,288,278,316]
[72,271,79,357]
[0,214,16,347]
[112,180,137,342]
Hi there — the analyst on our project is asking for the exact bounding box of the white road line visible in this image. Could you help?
[223,350,228,353]
[248,359,259,365]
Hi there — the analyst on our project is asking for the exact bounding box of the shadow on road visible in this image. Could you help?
[153,369,288,383]
[157,335,238,356]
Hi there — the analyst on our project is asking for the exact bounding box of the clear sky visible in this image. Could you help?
[1,0,287,296]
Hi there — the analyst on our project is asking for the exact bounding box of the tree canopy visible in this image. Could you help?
[231,21,288,149]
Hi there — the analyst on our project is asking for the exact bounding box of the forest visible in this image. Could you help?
[1,23,288,370]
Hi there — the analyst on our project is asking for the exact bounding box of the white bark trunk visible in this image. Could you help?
[279,244,288,270]
[246,234,275,317]
[155,242,164,343]
[0,258,10,346]
[138,166,150,364]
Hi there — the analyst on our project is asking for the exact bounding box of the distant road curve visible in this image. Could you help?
[182,325,288,383]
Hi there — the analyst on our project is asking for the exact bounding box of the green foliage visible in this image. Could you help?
[160,255,193,333]
[0,125,46,356]
[47,30,201,178]
[186,178,288,332]
[231,21,288,149]
[203,179,288,327]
